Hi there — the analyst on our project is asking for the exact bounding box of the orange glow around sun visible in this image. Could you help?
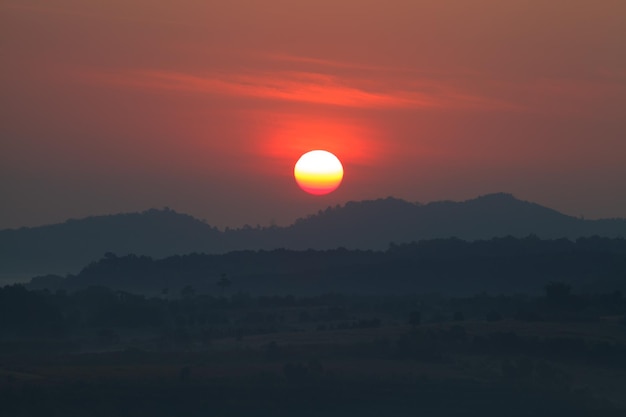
[294,150,344,195]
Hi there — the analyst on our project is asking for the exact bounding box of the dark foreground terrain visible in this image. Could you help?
[2,284,626,416]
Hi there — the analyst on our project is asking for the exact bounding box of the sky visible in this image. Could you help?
[2,0,626,230]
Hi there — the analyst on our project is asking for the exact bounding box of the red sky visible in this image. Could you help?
[2,0,626,229]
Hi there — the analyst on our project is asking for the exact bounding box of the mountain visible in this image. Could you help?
[0,208,224,276]
[226,193,626,250]
[2,193,626,276]
[278,193,625,248]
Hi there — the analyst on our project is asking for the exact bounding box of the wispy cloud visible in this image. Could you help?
[258,52,487,79]
[84,68,514,111]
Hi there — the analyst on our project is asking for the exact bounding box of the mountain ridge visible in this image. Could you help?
[2,193,625,276]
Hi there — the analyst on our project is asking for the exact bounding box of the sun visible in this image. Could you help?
[294,150,344,195]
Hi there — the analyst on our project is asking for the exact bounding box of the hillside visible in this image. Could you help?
[2,193,626,276]
[0,208,224,276]
[27,236,626,296]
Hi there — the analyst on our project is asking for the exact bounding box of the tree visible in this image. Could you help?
[409,311,421,327]
[181,285,195,299]
[217,274,231,293]
[545,282,571,301]
[283,362,308,382]
[486,310,502,322]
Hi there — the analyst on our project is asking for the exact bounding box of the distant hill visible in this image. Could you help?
[0,208,224,276]
[2,193,626,276]
[269,193,626,249]
[27,236,626,296]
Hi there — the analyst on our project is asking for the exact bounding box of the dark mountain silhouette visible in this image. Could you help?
[27,236,626,296]
[257,193,602,250]
[0,208,224,276]
[2,193,626,276]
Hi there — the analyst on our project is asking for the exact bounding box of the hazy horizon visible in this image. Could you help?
[3,0,626,229]
[4,191,625,231]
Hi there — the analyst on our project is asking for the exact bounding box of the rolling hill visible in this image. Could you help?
[2,193,625,276]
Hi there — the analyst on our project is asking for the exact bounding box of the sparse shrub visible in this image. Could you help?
[409,311,421,327]
[486,310,502,322]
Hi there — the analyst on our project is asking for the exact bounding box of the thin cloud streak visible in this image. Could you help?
[84,68,513,110]
[259,52,489,79]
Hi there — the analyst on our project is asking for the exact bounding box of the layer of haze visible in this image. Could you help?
[2,0,626,229]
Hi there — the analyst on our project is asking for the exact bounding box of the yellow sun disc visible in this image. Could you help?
[294,150,344,195]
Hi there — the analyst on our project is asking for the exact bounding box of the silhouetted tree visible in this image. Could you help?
[409,311,421,327]
[265,341,281,360]
[486,310,502,322]
[283,362,308,382]
[545,282,572,302]
[545,281,577,311]
[181,285,195,299]
[179,366,191,382]
[217,273,231,293]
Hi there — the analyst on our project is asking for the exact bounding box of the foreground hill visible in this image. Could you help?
[4,284,626,416]
[28,236,626,296]
[2,193,626,276]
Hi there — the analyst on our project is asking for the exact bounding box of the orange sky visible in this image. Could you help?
[2,0,626,229]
